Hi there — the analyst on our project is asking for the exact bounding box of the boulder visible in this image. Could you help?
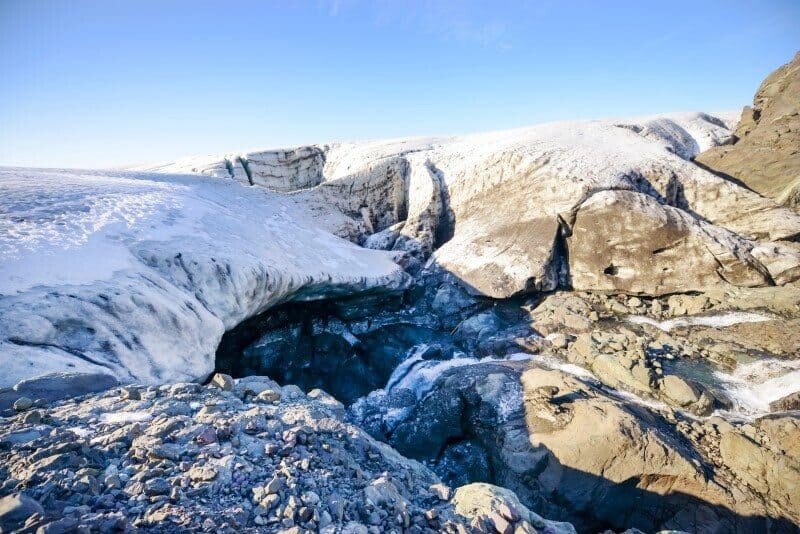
[661,375,702,406]
[770,391,800,412]
[452,483,576,534]
[568,190,768,295]
[0,494,44,531]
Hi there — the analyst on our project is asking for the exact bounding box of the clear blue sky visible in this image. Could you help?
[1,1,798,168]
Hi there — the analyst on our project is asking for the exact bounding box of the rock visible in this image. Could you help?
[454,312,501,351]
[255,389,282,403]
[144,477,171,496]
[568,190,768,295]
[188,466,217,482]
[210,373,235,391]
[120,386,141,400]
[364,477,405,507]
[265,476,283,494]
[546,333,569,349]
[0,494,44,531]
[661,375,702,406]
[531,293,596,335]
[12,396,33,411]
[235,376,281,398]
[696,52,800,211]
[488,511,513,534]
[36,517,81,533]
[0,377,550,534]
[452,483,575,534]
[23,410,42,424]
[387,360,796,533]
[432,284,477,327]
[770,391,800,412]
[149,443,182,462]
[591,353,653,395]
[430,483,452,501]
[307,388,345,419]
[719,418,800,516]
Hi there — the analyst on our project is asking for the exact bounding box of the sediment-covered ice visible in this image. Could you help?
[139,111,800,298]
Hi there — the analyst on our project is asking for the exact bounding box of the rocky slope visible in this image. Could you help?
[0,373,574,533]
[3,65,800,533]
[696,52,800,210]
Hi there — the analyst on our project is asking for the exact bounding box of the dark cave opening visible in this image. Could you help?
[213,289,448,406]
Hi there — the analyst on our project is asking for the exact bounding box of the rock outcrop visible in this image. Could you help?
[696,52,800,210]
[363,361,799,532]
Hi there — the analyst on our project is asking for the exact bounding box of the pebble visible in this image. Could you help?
[210,373,235,392]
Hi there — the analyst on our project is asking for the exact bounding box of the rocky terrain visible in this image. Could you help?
[0,372,576,533]
[2,54,800,533]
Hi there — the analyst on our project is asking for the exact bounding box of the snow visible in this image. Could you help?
[385,345,529,400]
[99,411,153,424]
[714,359,800,417]
[626,312,772,332]
[0,167,407,387]
[67,426,93,438]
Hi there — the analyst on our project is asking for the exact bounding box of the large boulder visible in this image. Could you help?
[568,190,769,294]
[452,483,576,534]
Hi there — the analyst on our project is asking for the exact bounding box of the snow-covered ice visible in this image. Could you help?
[0,168,407,387]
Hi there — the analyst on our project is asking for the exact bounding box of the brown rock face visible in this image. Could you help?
[567,190,769,295]
[696,52,800,210]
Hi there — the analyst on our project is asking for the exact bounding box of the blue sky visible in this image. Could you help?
[1,1,798,168]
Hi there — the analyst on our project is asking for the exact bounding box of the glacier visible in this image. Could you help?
[0,168,407,387]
